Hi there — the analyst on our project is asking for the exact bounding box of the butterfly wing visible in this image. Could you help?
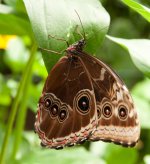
[79,52,140,147]
[35,55,97,149]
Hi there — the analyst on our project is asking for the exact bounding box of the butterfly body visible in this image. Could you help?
[35,39,140,149]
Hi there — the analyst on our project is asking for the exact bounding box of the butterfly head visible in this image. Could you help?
[66,39,86,55]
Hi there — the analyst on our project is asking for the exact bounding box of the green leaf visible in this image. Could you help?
[32,53,47,78]
[0,43,37,164]
[0,4,14,14]
[28,53,47,112]
[0,14,33,36]
[107,36,150,77]
[4,0,17,7]
[4,37,29,73]
[15,0,27,14]
[24,0,110,72]
[122,0,150,22]
[13,132,105,164]
[133,95,150,129]
[132,78,150,129]
[28,82,44,113]
[144,155,150,164]
[90,142,138,164]
[14,147,105,164]
[0,74,11,106]
[132,78,150,101]
[14,131,106,164]
[3,0,28,15]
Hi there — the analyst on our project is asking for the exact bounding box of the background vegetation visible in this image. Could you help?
[0,0,150,164]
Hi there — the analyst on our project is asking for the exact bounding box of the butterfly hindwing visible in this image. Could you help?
[35,55,97,149]
[79,52,140,147]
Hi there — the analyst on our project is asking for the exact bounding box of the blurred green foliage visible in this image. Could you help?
[0,0,150,164]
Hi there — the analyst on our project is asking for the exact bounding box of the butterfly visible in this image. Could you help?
[34,36,140,149]
[34,10,140,149]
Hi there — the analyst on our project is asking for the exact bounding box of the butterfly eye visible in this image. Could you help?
[78,96,89,112]
[59,110,67,122]
[44,98,52,108]
[50,104,59,117]
[119,106,128,120]
[102,104,112,118]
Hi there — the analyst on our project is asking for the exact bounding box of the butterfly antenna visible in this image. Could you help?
[74,10,86,40]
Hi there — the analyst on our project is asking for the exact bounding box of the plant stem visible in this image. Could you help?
[11,42,37,160]
[0,43,37,164]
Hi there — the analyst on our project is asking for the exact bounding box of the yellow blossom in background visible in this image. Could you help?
[0,35,16,49]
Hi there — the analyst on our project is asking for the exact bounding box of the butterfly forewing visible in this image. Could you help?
[35,55,97,149]
[79,52,140,147]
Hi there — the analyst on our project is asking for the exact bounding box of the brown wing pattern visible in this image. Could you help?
[35,55,97,149]
[79,52,140,147]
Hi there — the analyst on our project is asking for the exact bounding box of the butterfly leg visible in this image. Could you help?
[38,47,65,55]
[48,34,69,47]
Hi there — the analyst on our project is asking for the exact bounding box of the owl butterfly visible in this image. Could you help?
[35,14,140,150]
